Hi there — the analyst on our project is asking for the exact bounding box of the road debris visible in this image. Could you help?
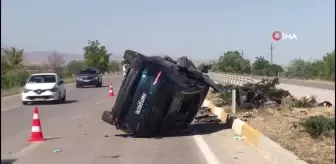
[213,77,333,110]
[234,135,244,140]
[52,149,62,153]
[100,155,120,158]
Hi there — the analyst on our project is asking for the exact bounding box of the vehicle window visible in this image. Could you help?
[79,69,97,74]
[27,75,57,83]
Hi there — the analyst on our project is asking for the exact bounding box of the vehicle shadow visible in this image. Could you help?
[157,119,233,138]
[45,136,63,141]
[114,118,233,139]
[1,159,17,164]
[27,100,78,105]
[113,107,235,139]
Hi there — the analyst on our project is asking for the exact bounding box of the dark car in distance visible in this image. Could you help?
[76,68,103,88]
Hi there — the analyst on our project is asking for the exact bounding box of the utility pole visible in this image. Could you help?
[241,50,244,58]
[270,44,274,64]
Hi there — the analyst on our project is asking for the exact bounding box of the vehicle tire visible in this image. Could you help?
[96,82,101,87]
[76,84,81,88]
[54,93,62,104]
[124,50,145,63]
[61,92,66,102]
[22,101,28,105]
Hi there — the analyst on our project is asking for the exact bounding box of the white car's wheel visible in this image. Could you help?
[53,92,63,104]
[61,92,66,102]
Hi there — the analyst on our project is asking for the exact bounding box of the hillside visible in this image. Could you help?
[22,51,123,65]
[22,51,207,66]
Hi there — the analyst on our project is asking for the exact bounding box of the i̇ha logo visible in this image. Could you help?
[272,31,298,41]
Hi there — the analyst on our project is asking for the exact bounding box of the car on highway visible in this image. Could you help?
[21,73,67,105]
[76,68,103,88]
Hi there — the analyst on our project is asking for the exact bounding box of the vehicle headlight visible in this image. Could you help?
[49,87,59,92]
[22,87,31,93]
[76,77,82,80]
[95,77,98,80]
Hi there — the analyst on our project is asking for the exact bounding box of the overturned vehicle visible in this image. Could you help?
[101,50,219,137]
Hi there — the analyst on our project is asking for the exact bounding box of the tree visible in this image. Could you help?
[1,47,28,89]
[251,56,283,76]
[252,56,270,70]
[268,64,283,76]
[216,51,251,74]
[321,50,335,80]
[64,60,86,76]
[48,52,65,73]
[83,40,111,72]
[286,59,309,78]
[2,47,24,69]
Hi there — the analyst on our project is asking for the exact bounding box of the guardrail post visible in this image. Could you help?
[231,89,236,115]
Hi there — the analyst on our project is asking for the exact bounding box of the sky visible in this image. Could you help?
[1,0,335,65]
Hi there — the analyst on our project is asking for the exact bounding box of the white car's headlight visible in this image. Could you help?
[22,87,31,93]
[49,86,59,92]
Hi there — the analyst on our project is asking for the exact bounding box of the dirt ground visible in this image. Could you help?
[206,91,335,164]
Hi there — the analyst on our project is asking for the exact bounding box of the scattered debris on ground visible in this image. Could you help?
[194,107,221,123]
[52,149,63,153]
[207,77,335,164]
[209,77,333,110]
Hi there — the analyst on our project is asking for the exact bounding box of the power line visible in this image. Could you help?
[270,44,274,64]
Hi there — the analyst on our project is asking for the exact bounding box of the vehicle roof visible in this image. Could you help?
[30,73,58,76]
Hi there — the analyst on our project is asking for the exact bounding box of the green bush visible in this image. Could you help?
[300,115,335,139]
[1,71,29,89]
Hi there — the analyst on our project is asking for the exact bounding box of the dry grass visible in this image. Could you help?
[206,90,335,164]
[236,107,335,164]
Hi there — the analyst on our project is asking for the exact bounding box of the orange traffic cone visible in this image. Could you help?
[108,84,115,96]
[28,107,45,142]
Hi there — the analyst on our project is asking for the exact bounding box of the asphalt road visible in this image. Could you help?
[1,75,270,164]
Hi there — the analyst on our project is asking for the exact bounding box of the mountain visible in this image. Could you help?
[22,51,123,65]
[22,51,210,66]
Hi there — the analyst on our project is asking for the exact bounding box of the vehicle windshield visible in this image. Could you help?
[27,75,57,83]
[79,69,97,74]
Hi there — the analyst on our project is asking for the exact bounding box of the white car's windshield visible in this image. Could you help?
[79,69,97,74]
[27,75,56,83]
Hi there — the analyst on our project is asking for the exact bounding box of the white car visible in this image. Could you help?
[21,73,67,105]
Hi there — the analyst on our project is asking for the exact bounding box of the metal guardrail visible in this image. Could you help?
[207,72,254,86]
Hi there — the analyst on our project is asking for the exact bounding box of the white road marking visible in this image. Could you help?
[13,142,43,158]
[193,135,221,164]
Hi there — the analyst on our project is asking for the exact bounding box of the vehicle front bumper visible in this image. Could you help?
[76,79,100,85]
[21,90,60,102]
